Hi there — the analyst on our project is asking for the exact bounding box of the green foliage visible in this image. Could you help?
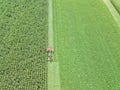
[54,0,120,90]
[0,0,48,90]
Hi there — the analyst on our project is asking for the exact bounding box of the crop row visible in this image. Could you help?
[0,0,48,90]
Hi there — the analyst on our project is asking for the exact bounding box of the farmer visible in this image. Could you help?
[46,48,54,61]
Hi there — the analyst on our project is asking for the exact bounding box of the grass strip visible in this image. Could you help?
[48,62,61,90]
[48,0,54,48]
[48,0,61,90]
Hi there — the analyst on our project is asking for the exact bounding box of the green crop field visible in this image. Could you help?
[111,0,120,14]
[0,0,48,90]
[54,0,120,90]
[1,0,120,90]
